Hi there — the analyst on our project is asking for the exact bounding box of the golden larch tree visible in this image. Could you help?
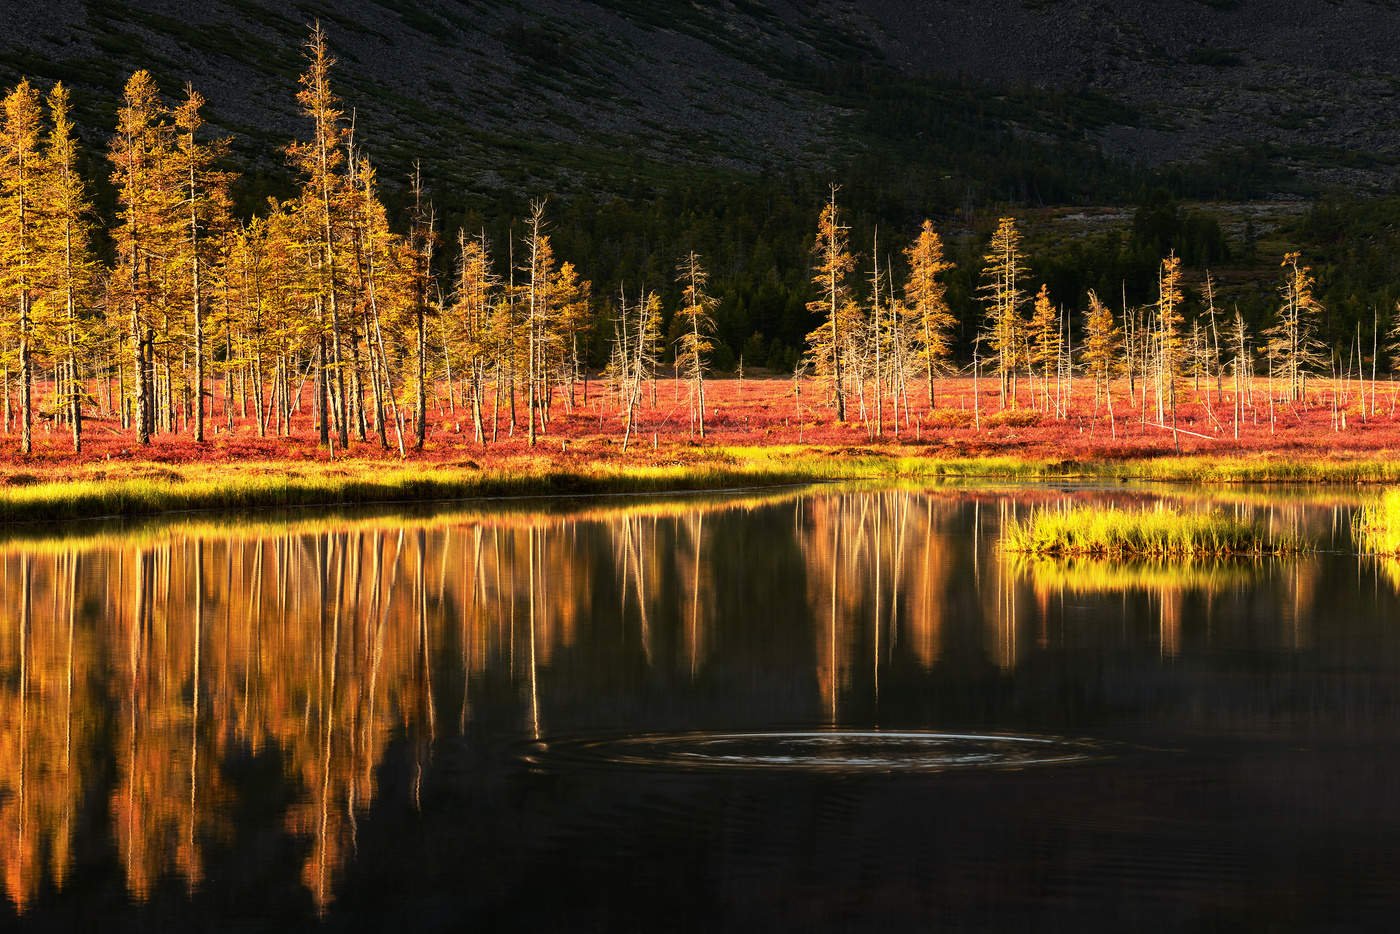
[447,229,496,444]
[1027,283,1061,411]
[289,22,351,450]
[1264,251,1324,402]
[172,84,232,443]
[552,258,592,411]
[902,219,955,408]
[978,217,1026,408]
[806,185,859,421]
[0,80,43,453]
[1155,252,1186,445]
[675,250,715,438]
[110,70,180,445]
[38,83,97,453]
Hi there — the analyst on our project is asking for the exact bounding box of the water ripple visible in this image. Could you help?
[520,730,1104,774]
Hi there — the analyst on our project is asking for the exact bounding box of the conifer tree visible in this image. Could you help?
[344,153,405,453]
[408,166,436,451]
[290,22,350,450]
[1264,251,1324,402]
[1157,253,1185,395]
[522,200,551,447]
[1028,283,1061,411]
[447,229,495,444]
[1156,252,1186,446]
[806,185,856,421]
[38,83,96,453]
[902,219,955,408]
[1082,289,1121,408]
[620,289,661,452]
[172,84,231,443]
[0,80,43,453]
[1230,308,1251,440]
[978,217,1026,408]
[552,259,592,410]
[110,70,179,445]
[675,250,715,438]
[223,217,266,433]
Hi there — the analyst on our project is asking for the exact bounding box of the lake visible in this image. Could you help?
[3,483,1400,931]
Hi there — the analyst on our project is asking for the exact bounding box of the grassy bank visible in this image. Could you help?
[0,460,813,524]
[1357,489,1400,555]
[1001,504,1307,558]
[4,446,1400,523]
[0,485,826,553]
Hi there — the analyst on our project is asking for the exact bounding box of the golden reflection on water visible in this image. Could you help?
[0,486,1357,914]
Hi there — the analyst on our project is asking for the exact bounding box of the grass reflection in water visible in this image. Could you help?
[0,483,1378,923]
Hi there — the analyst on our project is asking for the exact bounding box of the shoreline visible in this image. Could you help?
[6,446,1400,524]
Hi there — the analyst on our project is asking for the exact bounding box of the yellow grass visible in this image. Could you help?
[2,446,1399,524]
[1356,489,1400,555]
[1000,503,1308,558]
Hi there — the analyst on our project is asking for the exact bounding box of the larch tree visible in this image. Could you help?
[1229,308,1251,440]
[1156,252,1186,445]
[0,80,43,453]
[110,70,179,445]
[1386,301,1400,373]
[1264,251,1324,403]
[171,84,232,443]
[620,289,662,452]
[902,219,955,409]
[289,22,351,451]
[408,165,436,452]
[522,200,551,447]
[806,185,857,421]
[222,217,267,434]
[675,250,715,438]
[38,82,97,453]
[260,203,320,440]
[1082,289,1122,422]
[447,229,495,444]
[978,217,1026,409]
[552,259,592,411]
[1027,283,1061,413]
[345,153,407,453]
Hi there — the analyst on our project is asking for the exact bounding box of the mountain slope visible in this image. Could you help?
[3,0,1397,204]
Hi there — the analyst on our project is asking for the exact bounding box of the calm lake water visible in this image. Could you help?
[3,483,1400,931]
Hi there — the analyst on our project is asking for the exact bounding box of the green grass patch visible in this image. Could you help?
[1000,503,1307,558]
[1356,489,1400,555]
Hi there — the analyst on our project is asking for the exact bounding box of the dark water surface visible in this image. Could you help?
[3,484,1400,931]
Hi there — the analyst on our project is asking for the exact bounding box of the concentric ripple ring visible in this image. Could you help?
[520,730,1103,773]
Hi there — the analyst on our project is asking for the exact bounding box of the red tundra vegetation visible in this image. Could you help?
[1,374,1396,486]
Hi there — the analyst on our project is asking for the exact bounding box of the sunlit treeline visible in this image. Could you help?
[803,190,1380,446]
[4,21,1385,460]
[0,24,611,457]
[0,491,1359,913]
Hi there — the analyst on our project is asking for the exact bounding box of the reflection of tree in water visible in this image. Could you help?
[800,491,970,719]
[0,552,95,913]
[0,488,1350,915]
[0,496,763,914]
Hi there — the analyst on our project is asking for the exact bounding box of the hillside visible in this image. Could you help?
[4,0,1398,202]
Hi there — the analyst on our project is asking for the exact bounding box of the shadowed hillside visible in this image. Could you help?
[5,0,1397,203]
